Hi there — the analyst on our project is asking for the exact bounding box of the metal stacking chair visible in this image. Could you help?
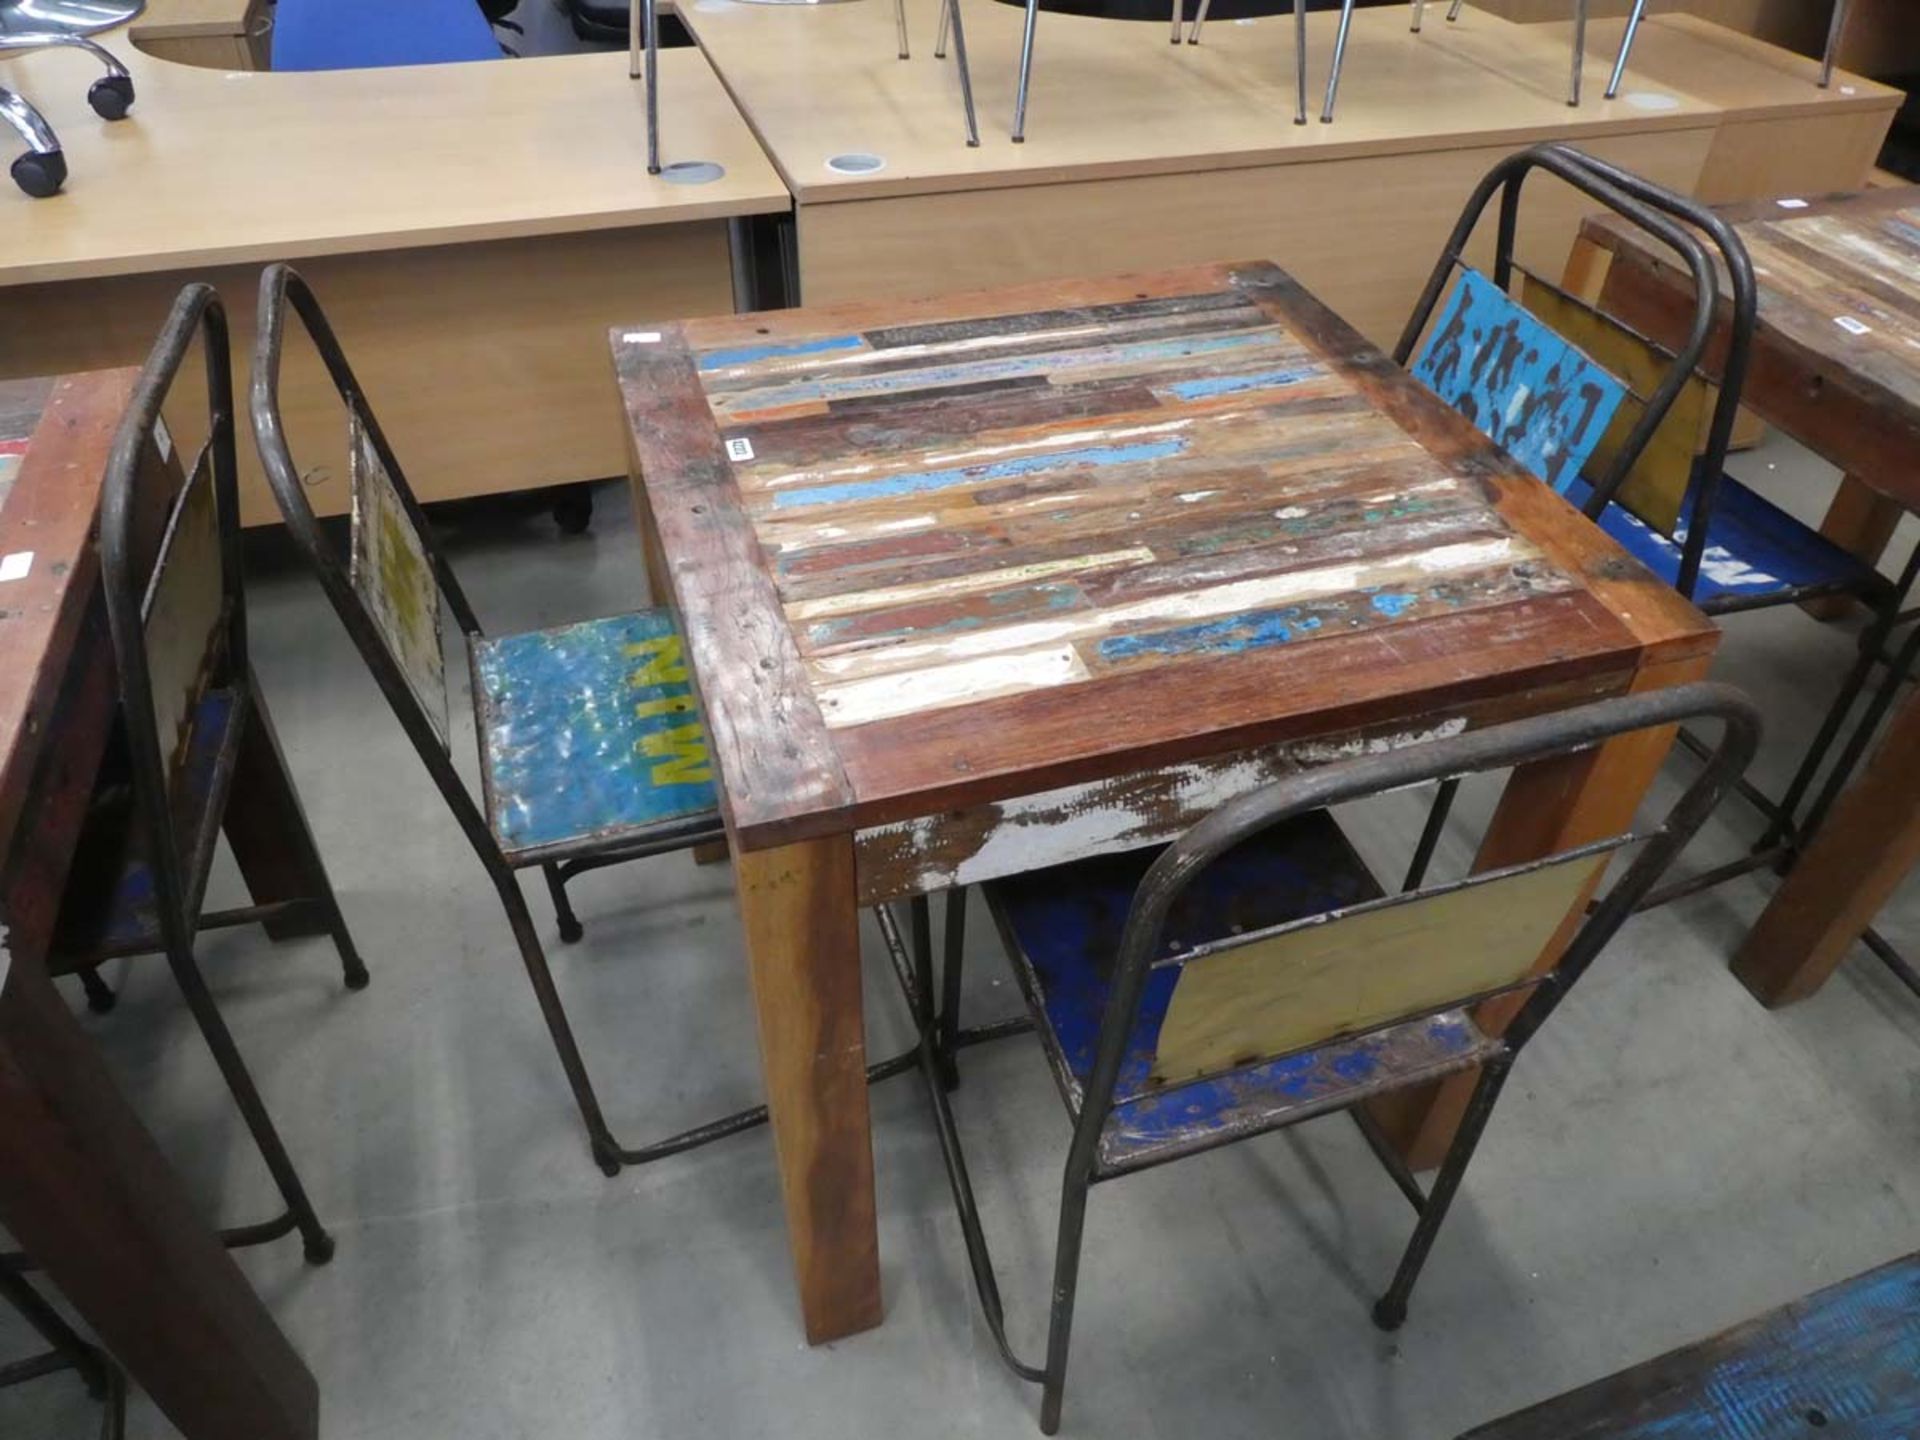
[1185,0,1311,126]
[248,264,764,1177]
[41,285,357,1266]
[0,1267,125,1440]
[0,32,134,196]
[251,264,1030,1174]
[1396,145,1912,906]
[1607,0,1856,98]
[624,0,979,153]
[1415,0,1592,106]
[891,683,1756,1434]
[626,0,662,174]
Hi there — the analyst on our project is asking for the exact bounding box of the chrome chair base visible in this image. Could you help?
[0,0,142,38]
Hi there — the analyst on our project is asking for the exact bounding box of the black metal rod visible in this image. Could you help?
[1862,928,1920,1002]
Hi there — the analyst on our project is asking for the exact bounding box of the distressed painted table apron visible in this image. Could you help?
[1576,188,1920,1008]
[612,261,1717,1346]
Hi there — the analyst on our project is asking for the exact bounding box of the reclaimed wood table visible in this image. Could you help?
[1458,1250,1920,1439]
[612,261,1718,1345]
[1574,186,1920,1007]
[0,373,319,1440]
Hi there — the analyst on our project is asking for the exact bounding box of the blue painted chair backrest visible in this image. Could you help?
[1412,268,1630,496]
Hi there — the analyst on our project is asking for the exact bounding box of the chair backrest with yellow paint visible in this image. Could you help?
[1073,683,1760,1134]
[1146,842,1620,1088]
[1520,273,1711,536]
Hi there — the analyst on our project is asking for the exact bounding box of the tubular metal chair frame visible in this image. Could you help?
[894,682,1758,1433]
[1396,144,1721,561]
[1397,145,1914,905]
[40,285,356,1266]
[249,264,1030,1176]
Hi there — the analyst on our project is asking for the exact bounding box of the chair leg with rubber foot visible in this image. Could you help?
[166,945,335,1263]
[1373,1057,1512,1331]
[77,967,117,1014]
[544,862,586,944]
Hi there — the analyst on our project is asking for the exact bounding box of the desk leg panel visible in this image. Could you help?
[0,224,738,526]
[735,834,883,1345]
[1733,686,1920,1006]
[796,129,1711,349]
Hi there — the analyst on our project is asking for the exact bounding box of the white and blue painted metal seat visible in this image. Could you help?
[1559,473,1878,616]
[472,610,720,863]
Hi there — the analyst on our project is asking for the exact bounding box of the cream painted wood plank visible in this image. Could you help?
[682,0,1730,204]
[798,129,1713,346]
[1150,850,1610,1087]
[0,45,787,287]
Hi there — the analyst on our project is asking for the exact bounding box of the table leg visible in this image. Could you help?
[1732,684,1920,1007]
[1367,653,1708,1169]
[0,953,319,1440]
[734,834,882,1344]
[1803,474,1902,621]
[223,682,341,945]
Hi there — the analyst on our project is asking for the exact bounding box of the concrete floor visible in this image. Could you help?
[3,429,1918,1438]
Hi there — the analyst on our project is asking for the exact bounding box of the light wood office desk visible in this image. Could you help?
[677,1,1899,345]
[0,40,789,523]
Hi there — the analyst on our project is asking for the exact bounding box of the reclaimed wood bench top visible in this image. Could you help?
[1460,1251,1920,1439]
[614,261,1715,852]
[1580,186,1920,497]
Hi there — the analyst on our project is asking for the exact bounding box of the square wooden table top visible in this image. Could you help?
[613,262,1713,855]
[1579,186,1920,499]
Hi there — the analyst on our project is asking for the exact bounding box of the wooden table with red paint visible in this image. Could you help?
[1574,188,1920,1007]
[612,261,1718,1345]
[0,373,318,1440]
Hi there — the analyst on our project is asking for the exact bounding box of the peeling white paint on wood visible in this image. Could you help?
[854,717,1471,901]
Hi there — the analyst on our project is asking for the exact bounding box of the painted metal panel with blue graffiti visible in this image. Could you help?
[1413,268,1630,494]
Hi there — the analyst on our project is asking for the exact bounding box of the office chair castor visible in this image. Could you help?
[87,73,135,120]
[11,148,65,197]
[553,486,594,536]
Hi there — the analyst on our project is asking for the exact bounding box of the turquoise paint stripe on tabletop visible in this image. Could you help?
[697,334,865,370]
[1162,365,1320,400]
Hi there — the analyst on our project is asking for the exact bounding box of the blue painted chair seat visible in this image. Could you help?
[53,689,239,964]
[985,812,1502,1176]
[472,611,723,863]
[272,0,501,72]
[1563,474,1879,614]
